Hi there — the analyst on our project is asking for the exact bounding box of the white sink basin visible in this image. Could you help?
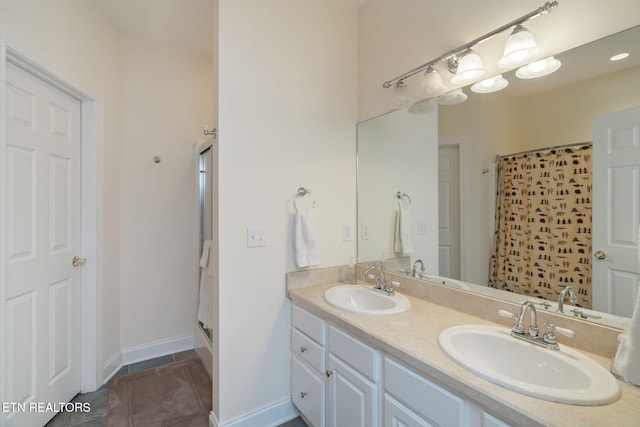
[438,324,621,405]
[323,285,410,315]
[420,275,470,290]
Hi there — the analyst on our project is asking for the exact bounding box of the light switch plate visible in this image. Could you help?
[247,227,266,247]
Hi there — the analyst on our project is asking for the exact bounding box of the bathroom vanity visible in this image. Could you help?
[287,273,640,427]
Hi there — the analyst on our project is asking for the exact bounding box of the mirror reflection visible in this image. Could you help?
[357,26,640,327]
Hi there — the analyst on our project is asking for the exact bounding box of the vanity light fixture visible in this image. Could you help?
[381,1,559,104]
[451,50,487,85]
[420,67,448,97]
[438,88,468,105]
[610,52,630,61]
[471,74,509,93]
[515,56,561,79]
[498,25,543,68]
[389,80,415,109]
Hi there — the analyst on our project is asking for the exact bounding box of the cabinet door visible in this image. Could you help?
[385,394,434,427]
[292,356,326,427]
[327,354,377,427]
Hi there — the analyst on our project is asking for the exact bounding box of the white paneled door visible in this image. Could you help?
[593,106,640,317]
[4,61,82,426]
[438,145,461,279]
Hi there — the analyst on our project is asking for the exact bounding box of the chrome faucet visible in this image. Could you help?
[557,286,579,313]
[501,301,575,351]
[360,266,394,296]
[412,259,425,277]
[513,301,539,337]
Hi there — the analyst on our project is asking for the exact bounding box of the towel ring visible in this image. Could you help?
[294,186,315,210]
[396,191,412,207]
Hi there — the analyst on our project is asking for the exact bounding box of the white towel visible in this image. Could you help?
[293,205,320,267]
[197,240,215,329]
[612,226,640,385]
[394,201,413,254]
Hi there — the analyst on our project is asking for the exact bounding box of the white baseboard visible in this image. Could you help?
[102,333,196,386]
[209,398,298,427]
[102,351,123,385]
[121,333,195,365]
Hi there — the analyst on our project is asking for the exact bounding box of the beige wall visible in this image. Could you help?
[118,35,213,350]
[521,66,640,150]
[0,0,123,376]
[216,0,357,422]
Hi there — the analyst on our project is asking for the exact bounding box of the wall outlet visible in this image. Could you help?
[417,221,428,235]
[247,227,266,247]
[361,223,370,240]
[342,224,352,242]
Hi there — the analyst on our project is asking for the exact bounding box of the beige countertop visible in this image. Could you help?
[288,282,640,427]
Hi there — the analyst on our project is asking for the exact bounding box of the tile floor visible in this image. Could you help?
[44,350,307,427]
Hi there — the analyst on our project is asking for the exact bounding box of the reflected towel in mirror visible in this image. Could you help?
[394,201,413,254]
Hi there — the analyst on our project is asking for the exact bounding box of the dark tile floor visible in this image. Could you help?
[44,350,306,427]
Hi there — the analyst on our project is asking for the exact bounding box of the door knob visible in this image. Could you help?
[72,256,87,267]
[594,250,607,260]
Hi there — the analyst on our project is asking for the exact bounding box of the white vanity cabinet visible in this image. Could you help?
[291,304,510,427]
[291,305,380,427]
[291,304,326,427]
[384,356,511,427]
[327,325,380,427]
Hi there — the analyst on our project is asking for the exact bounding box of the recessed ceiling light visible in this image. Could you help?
[610,52,630,61]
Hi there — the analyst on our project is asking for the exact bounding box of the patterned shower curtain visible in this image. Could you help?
[489,144,593,309]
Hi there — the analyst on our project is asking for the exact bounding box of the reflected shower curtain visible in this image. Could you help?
[489,144,593,308]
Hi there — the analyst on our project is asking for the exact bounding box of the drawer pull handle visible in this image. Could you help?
[300,346,308,353]
[300,391,308,398]
[325,370,333,378]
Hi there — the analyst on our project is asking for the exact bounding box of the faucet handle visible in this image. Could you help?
[498,310,517,319]
[543,321,575,345]
[554,325,575,338]
[498,310,520,330]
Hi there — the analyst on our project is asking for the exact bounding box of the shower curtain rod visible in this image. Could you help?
[496,141,592,160]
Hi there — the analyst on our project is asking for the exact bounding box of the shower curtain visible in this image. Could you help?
[489,144,593,308]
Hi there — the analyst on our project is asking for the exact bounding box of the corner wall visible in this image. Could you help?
[118,35,213,356]
[215,0,357,423]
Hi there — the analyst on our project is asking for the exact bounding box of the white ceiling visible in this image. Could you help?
[94,0,214,56]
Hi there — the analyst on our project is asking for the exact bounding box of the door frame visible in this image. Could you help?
[0,34,101,395]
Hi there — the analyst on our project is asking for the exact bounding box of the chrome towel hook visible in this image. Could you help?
[203,125,217,138]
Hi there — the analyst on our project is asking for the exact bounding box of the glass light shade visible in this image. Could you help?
[471,74,509,93]
[438,88,468,105]
[389,82,415,109]
[408,98,437,115]
[451,52,487,85]
[498,25,542,68]
[420,69,447,97]
[515,56,561,79]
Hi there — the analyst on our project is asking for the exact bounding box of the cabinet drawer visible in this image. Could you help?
[328,325,379,381]
[292,304,325,345]
[292,355,325,427]
[292,328,325,373]
[385,357,464,426]
[384,394,433,427]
